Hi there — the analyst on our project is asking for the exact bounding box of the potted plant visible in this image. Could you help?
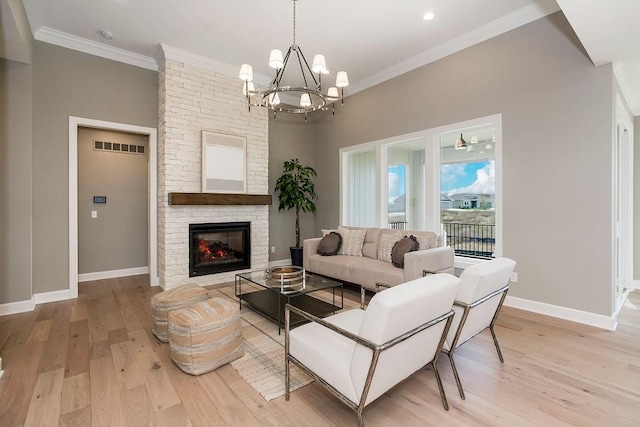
[274,158,317,266]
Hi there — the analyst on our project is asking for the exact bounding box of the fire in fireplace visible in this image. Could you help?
[189,222,250,277]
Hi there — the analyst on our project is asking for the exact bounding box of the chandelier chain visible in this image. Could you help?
[293,0,296,45]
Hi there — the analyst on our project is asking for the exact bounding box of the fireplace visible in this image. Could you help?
[189,222,251,277]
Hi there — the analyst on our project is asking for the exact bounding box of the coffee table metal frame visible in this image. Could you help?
[235,269,343,334]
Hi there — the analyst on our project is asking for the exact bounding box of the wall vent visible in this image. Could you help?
[94,140,145,155]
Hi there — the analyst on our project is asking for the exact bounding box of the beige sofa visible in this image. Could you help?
[303,227,454,291]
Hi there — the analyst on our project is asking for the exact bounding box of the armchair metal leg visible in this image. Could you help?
[490,325,504,363]
[285,356,291,401]
[431,360,450,410]
[447,352,465,400]
[285,307,291,401]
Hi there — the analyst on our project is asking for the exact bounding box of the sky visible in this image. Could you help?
[388,160,495,203]
[441,160,495,195]
[388,165,405,202]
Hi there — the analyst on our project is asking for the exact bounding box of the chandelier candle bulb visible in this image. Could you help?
[312,54,328,74]
[239,64,253,82]
[300,93,312,107]
[335,71,349,88]
[269,93,281,105]
[269,49,284,69]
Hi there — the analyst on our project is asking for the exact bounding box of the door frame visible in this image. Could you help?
[612,94,634,315]
[69,117,158,298]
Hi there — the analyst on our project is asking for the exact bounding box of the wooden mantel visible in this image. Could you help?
[168,192,272,206]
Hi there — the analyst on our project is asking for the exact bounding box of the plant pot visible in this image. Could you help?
[290,246,303,267]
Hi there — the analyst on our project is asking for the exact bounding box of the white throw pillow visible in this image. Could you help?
[337,227,366,257]
[377,231,402,263]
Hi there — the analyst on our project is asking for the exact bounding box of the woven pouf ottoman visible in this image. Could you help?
[168,297,244,375]
[150,284,210,342]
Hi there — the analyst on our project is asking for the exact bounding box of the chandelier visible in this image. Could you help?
[238,0,349,119]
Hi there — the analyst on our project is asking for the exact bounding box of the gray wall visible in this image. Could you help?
[268,114,316,261]
[311,12,615,315]
[32,41,157,294]
[635,115,640,282]
[0,58,33,304]
[78,128,148,274]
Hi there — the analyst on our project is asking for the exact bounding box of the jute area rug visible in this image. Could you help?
[211,285,358,401]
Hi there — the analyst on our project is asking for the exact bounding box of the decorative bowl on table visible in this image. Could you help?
[264,266,305,291]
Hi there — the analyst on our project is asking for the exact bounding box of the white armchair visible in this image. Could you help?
[284,273,460,426]
[443,257,516,400]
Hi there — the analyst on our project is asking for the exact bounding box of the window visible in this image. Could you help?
[387,139,426,231]
[344,148,377,227]
[439,125,496,259]
[341,115,501,264]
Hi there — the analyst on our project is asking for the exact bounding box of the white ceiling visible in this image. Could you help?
[555,0,640,114]
[4,0,640,114]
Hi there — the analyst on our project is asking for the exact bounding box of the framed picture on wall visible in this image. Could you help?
[202,131,247,193]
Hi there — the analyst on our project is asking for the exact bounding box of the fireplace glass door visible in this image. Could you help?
[189,222,250,277]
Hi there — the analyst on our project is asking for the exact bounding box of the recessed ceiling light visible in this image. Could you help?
[423,12,435,21]
[99,30,113,40]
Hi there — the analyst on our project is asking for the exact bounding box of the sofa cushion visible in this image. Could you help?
[338,227,366,257]
[317,232,342,256]
[348,259,405,290]
[391,235,419,268]
[406,230,439,249]
[308,254,364,283]
[377,231,402,263]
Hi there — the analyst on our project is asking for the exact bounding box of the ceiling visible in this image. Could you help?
[3,0,639,114]
[555,0,640,114]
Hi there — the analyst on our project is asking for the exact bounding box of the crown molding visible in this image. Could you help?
[34,26,158,71]
[348,0,560,95]
[613,62,640,116]
[159,44,271,87]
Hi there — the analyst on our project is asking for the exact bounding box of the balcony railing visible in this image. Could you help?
[442,222,495,259]
[388,221,407,230]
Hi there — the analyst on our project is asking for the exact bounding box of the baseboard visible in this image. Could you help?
[633,280,640,290]
[0,297,36,316]
[0,287,78,316]
[268,259,293,267]
[34,289,74,305]
[78,266,149,282]
[504,295,617,331]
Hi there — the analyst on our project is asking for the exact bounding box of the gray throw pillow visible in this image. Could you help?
[391,235,420,268]
[317,232,342,256]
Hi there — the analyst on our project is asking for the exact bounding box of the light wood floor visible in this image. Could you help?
[0,276,639,426]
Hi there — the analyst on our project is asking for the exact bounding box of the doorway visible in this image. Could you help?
[613,94,634,316]
[68,117,158,298]
[77,127,149,280]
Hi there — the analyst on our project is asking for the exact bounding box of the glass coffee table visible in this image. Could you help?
[235,268,343,334]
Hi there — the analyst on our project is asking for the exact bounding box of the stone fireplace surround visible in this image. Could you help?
[157,46,270,290]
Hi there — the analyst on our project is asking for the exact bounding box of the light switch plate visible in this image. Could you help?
[91,210,98,219]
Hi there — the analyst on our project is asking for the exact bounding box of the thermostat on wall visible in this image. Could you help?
[93,196,107,204]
